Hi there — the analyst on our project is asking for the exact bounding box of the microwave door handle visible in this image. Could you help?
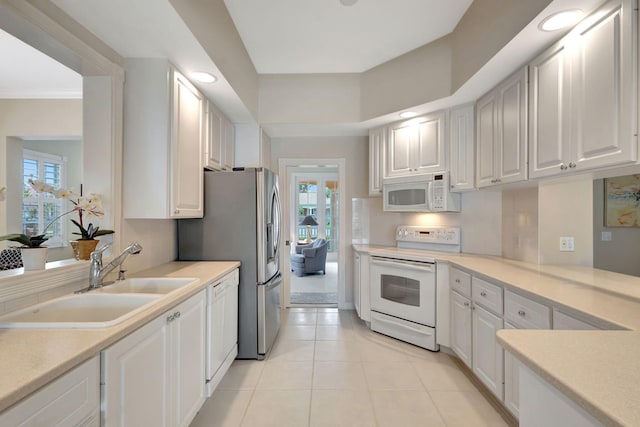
[371,257,434,273]
[427,181,433,211]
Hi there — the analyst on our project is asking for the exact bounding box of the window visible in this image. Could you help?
[22,149,67,247]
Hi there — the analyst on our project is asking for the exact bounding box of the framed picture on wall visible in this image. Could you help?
[604,174,640,227]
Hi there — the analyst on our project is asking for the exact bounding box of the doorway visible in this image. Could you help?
[279,159,347,309]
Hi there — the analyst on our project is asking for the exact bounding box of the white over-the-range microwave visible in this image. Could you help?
[383,172,461,212]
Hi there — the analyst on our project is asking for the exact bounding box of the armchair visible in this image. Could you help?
[290,238,328,277]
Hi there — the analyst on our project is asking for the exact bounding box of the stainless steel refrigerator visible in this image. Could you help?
[178,168,282,359]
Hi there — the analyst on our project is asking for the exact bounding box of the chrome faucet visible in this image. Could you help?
[87,242,143,290]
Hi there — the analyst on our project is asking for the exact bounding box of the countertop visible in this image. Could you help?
[354,244,640,426]
[0,261,239,413]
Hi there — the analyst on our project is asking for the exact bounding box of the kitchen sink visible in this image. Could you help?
[0,293,161,329]
[94,277,198,294]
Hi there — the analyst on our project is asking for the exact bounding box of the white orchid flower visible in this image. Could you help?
[53,188,73,199]
[29,179,54,194]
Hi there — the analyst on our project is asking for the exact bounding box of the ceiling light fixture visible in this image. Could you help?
[340,0,358,6]
[190,71,217,83]
[399,111,417,119]
[539,9,583,32]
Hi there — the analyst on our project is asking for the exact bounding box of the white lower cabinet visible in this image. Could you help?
[472,304,504,399]
[0,356,99,427]
[503,322,520,418]
[450,290,472,368]
[207,269,239,395]
[353,251,371,322]
[101,290,206,427]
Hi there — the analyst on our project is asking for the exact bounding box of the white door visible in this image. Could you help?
[449,104,475,191]
[386,122,414,177]
[368,127,385,195]
[172,291,206,427]
[497,67,527,184]
[414,111,446,174]
[472,305,504,400]
[450,290,472,368]
[475,91,498,188]
[503,322,520,418]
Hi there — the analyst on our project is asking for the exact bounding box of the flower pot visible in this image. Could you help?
[20,247,48,271]
[70,239,99,260]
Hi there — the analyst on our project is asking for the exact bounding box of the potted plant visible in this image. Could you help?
[0,233,49,271]
[28,179,114,260]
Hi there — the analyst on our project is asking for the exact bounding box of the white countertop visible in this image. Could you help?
[0,261,239,413]
[355,244,640,426]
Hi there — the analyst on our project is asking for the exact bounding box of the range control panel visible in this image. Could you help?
[396,226,461,246]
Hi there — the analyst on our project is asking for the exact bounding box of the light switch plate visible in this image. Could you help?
[560,236,575,251]
[601,231,612,241]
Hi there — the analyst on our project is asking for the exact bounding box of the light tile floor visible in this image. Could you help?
[190,308,511,427]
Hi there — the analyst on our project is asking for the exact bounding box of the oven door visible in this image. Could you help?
[370,256,436,326]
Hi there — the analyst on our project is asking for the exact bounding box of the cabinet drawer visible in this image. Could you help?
[504,290,550,329]
[450,267,471,298]
[472,277,503,315]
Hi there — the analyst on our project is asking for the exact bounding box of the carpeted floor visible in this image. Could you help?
[290,292,337,305]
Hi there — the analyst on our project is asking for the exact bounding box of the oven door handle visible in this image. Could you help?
[371,257,435,273]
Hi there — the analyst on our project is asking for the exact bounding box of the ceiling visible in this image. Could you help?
[223,0,473,73]
[0,28,82,99]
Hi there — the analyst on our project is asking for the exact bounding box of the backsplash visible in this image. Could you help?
[502,187,539,263]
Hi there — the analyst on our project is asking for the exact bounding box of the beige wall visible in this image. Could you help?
[538,179,593,266]
[502,187,539,263]
[259,74,362,124]
[0,99,82,238]
[593,178,640,276]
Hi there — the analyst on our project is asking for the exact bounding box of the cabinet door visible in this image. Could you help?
[414,112,446,174]
[571,0,637,170]
[497,67,528,184]
[102,314,171,427]
[368,127,385,196]
[476,91,498,188]
[223,275,239,357]
[172,70,204,218]
[205,101,224,170]
[209,282,227,379]
[353,252,361,317]
[172,290,206,427]
[450,291,472,368]
[503,322,520,419]
[529,41,572,179]
[449,104,475,191]
[359,253,371,322]
[472,305,504,400]
[0,356,99,427]
[223,119,235,171]
[386,121,415,177]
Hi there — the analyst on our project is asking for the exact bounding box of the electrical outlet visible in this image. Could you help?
[601,231,612,241]
[560,236,575,251]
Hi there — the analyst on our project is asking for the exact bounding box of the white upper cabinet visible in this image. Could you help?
[385,111,447,178]
[449,104,475,191]
[124,59,204,219]
[476,67,528,188]
[205,100,235,172]
[368,126,385,196]
[530,0,637,178]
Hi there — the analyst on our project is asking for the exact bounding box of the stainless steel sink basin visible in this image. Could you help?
[0,293,161,329]
[95,277,198,294]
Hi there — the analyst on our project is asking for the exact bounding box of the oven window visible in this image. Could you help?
[380,274,420,307]
[387,189,425,206]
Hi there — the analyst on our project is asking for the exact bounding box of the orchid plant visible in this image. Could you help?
[0,180,113,248]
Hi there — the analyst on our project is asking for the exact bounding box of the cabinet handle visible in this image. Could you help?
[560,163,568,170]
[480,291,487,297]
[174,209,180,214]
[167,314,175,322]
[455,279,460,283]
[175,311,181,319]
[569,162,576,169]
[463,301,470,307]
[518,309,526,317]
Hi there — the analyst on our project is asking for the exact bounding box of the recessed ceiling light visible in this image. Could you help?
[191,71,217,83]
[340,0,358,6]
[399,111,417,119]
[539,9,583,32]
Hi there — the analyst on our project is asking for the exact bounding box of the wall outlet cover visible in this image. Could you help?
[560,236,575,251]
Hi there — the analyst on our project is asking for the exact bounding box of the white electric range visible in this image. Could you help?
[369,226,461,351]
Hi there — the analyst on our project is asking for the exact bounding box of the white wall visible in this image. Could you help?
[538,179,593,266]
